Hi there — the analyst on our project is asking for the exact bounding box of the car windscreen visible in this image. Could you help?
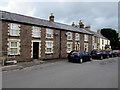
[113,50,119,52]
[70,51,78,54]
[70,51,83,55]
[91,50,101,54]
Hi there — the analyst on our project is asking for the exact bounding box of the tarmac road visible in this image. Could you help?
[2,57,118,88]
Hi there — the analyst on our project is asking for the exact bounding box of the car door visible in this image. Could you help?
[82,51,88,60]
[85,52,90,60]
[80,51,85,60]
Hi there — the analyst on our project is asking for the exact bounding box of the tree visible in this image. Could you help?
[101,28,120,50]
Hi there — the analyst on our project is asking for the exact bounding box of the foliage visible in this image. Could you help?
[101,28,120,50]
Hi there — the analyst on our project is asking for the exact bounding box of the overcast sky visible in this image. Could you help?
[0,1,118,32]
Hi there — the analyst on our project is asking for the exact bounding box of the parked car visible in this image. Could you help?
[106,51,117,57]
[113,50,120,57]
[91,50,109,60]
[68,50,92,63]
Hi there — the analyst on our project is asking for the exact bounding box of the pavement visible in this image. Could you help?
[2,57,118,88]
[1,59,67,72]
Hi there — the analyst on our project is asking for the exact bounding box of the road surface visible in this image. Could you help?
[2,57,118,88]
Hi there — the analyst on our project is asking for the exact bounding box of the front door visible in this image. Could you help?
[33,42,39,59]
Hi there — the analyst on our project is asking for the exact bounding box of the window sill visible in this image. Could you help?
[75,40,80,41]
[9,35,20,37]
[84,41,88,42]
[45,53,53,55]
[32,37,41,39]
[67,51,71,53]
[46,37,53,39]
[8,54,20,56]
[67,39,72,40]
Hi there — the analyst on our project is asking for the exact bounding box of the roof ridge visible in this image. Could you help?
[1,10,92,35]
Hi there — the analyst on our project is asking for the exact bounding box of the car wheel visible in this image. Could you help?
[90,57,92,61]
[107,55,109,58]
[68,60,71,62]
[80,58,83,63]
[100,56,103,60]
[68,59,71,62]
[111,55,113,58]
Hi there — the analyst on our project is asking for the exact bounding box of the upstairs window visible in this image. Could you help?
[32,26,41,38]
[9,23,20,36]
[84,34,88,41]
[46,29,53,38]
[75,33,80,41]
[67,32,72,40]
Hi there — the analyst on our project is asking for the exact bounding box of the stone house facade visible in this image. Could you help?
[0,11,95,61]
[85,26,111,50]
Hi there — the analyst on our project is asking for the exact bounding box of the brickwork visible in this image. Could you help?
[2,21,93,61]
[88,35,92,53]
[0,21,2,57]
[80,34,84,51]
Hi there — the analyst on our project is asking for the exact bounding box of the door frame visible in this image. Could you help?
[31,40,41,59]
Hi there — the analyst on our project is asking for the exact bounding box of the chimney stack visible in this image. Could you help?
[97,30,101,34]
[49,13,54,22]
[79,20,84,28]
[72,22,75,27]
[85,26,91,31]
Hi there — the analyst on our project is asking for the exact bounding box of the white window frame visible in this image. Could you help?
[9,23,20,36]
[8,40,20,55]
[67,32,72,40]
[45,41,53,54]
[46,29,53,39]
[75,33,80,41]
[32,26,41,38]
[84,34,88,41]
[75,42,80,50]
[84,43,88,52]
[102,39,104,45]
[67,42,72,53]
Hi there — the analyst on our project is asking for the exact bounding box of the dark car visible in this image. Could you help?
[113,50,120,57]
[106,51,117,57]
[68,50,92,63]
[91,50,109,60]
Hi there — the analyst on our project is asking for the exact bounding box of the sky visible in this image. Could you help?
[0,0,118,32]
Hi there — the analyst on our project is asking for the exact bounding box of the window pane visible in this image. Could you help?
[33,27,40,37]
[46,29,53,38]
[11,42,17,47]
[68,32,70,35]
[10,48,18,54]
[10,29,18,36]
[11,24,18,29]
[47,34,52,38]
[67,44,72,51]
[47,48,52,52]
[34,32,40,37]
[47,42,52,48]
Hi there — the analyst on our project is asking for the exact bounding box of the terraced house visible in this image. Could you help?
[85,26,111,50]
[0,11,109,62]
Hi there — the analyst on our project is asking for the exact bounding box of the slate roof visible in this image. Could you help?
[0,10,93,35]
[89,30,108,40]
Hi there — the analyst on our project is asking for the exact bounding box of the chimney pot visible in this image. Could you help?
[49,13,54,22]
[79,20,84,28]
[85,25,91,31]
[97,30,101,34]
[72,22,75,27]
